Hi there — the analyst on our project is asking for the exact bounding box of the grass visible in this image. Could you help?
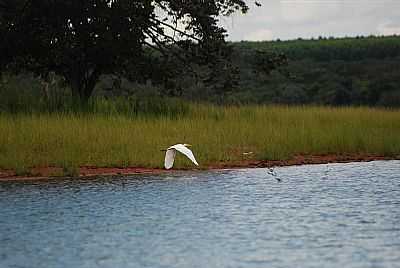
[0,104,399,173]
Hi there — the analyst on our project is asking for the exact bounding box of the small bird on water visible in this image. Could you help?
[162,143,199,169]
[268,167,281,182]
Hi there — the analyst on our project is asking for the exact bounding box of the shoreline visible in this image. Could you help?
[0,154,398,182]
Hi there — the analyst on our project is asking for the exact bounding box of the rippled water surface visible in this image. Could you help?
[1,161,400,268]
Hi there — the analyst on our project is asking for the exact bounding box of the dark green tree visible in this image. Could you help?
[0,0,255,103]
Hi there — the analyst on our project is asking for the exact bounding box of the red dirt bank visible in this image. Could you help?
[0,154,398,181]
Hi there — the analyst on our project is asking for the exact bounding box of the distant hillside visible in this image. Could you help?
[1,36,400,111]
[221,36,400,106]
[233,35,400,61]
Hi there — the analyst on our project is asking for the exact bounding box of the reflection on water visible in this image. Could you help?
[1,161,399,268]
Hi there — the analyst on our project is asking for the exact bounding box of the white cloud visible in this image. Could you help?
[224,0,400,41]
[245,29,274,41]
[378,22,400,36]
[280,1,342,24]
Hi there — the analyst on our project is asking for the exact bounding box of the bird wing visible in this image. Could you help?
[172,144,199,166]
[164,149,176,169]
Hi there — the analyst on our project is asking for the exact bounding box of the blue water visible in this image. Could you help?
[1,161,399,268]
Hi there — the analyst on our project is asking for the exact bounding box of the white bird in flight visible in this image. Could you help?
[163,144,199,169]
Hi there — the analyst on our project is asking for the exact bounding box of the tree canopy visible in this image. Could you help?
[0,0,253,102]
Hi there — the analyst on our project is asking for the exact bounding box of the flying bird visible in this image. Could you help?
[163,144,199,169]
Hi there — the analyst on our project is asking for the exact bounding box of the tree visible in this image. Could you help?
[0,0,254,103]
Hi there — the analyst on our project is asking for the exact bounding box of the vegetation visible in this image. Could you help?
[2,35,398,107]
[1,25,400,175]
[227,36,400,106]
[1,102,399,173]
[0,0,258,102]
[235,35,400,61]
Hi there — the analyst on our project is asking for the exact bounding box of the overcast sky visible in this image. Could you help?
[221,0,400,41]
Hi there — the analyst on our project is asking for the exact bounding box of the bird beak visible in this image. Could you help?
[184,144,192,147]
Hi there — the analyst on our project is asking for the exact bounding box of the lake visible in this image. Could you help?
[1,161,399,268]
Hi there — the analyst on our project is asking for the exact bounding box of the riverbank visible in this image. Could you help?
[1,105,400,179]
[0,154,398,181]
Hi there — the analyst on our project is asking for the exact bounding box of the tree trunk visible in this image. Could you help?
[69,68,100,105]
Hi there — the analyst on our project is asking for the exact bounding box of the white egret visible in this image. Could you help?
[163,144,199,169]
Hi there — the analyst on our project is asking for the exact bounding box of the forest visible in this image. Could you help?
[227,35,400,106]
[1,35,400,112]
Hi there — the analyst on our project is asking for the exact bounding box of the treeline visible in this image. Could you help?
[236,35,400,61]
[102,35,400,107]
[1,35,400,111]
[224,35,400,106]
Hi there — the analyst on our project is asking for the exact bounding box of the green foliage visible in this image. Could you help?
[0,72,190,116]
[0,104,399,171]
[226,35,400,107]
[0,0,251,102]
[1,35,400,107]
[235,35,400,61]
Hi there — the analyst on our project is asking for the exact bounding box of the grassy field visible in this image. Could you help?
[1,104,400,174]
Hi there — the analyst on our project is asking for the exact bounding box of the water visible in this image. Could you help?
[1,161,399,268]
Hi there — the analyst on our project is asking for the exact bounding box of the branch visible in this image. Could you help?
[145,27,195,64]
[144,28,197,78]
[149,17,202,42]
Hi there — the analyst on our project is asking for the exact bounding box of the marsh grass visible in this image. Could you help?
[0,104,399,173]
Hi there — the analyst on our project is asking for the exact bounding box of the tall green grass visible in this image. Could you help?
[0,72,190,116]
[0,104,399,171]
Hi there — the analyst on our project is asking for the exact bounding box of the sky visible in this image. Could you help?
[221,0,400,41]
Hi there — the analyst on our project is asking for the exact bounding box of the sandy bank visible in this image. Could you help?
[0,154,398,181]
